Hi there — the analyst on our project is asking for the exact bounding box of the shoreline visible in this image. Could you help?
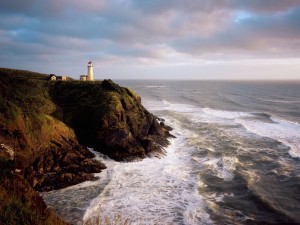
[42,136,174,224]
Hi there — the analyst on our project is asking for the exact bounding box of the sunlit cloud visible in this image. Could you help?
[0,0,299,79]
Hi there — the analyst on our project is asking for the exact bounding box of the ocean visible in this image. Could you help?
[42,80,300,225]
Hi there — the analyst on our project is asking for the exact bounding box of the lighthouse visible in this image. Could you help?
[87,60,94,81]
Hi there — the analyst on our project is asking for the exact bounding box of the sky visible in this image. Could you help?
[0,0,300,80]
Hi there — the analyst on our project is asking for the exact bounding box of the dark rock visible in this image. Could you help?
[91,91,174,161]
[102,79,123,93]
[24,141,106,192]
[157,117,165,122]
[38,172,99,191]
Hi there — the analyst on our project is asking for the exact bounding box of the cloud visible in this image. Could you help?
[228,0,300,13]
[0,0,299,79]
[0,0,107,18]
[131,0,300,14]
[171,6,300,58]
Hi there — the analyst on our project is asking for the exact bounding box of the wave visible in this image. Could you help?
[144,98,300,159]
[182,96,203,106]
[259,97,300,104]
[235,116,300,159]
[195,156,239,181]
[194,106,300,159]
[82,99,300,224]
[83,124,214,225]
[146,85,166,88]
[41,151,118,224]
[41,83,300,225]
[202,107,249,120]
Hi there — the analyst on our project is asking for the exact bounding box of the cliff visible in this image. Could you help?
[0,68,172,224]
[50,79,172,161]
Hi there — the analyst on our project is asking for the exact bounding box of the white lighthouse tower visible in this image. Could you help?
[87,60,94,81]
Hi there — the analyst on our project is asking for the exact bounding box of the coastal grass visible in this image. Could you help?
[0,67,48,80]
[0,68,71,224]
[0,174,67,225]
[0,193,40,225]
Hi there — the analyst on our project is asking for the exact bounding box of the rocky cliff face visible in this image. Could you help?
[51,79,173,161]
[0,68,173,224]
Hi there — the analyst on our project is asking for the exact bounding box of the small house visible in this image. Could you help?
[49,74,56,81]
[48,74,67,81]
[80,75,87,81]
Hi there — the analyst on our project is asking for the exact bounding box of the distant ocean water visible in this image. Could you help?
[43,80,300,225]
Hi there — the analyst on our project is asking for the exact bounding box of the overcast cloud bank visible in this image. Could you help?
[1,0,300,79]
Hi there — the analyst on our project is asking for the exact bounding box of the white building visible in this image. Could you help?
[80,61,94,81]
[80,75,87,81]
[87,61,94,81]
[48,74,67,81]
[49,74,56,81]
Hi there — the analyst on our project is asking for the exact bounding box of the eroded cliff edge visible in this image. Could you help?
[0,68,173,224]
[51,79,173,161]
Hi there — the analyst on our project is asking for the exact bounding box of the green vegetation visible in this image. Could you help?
[0,68,138,164]
[0,68,48,80]
[48,79,140,146]
[0,69,142,150]
[49,81,109,145]
[0,68,168,223]
[0,68,142,224]
[0,70,59,170]
[0,176,67,225]
[0,71,54,123]
[0,68,73,224]
[1,195,40,225]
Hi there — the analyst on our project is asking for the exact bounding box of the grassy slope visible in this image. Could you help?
[0,68,70,224]
[0,173,67,225]
[0,68,76,168]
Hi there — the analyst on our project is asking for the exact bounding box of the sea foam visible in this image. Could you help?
[83,121,213,225]
[236,116,300,159]
[83,98,300,224]
[199,106,300,159]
